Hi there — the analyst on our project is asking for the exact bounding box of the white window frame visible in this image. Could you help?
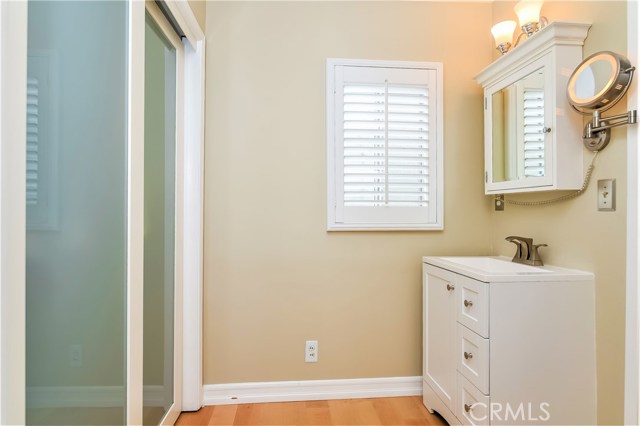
[326,58,444,231]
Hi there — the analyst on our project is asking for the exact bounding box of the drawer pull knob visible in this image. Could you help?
[464,351,473,360]
[464,403,473,413]
[464,299,473,308]
[446,284,455,291]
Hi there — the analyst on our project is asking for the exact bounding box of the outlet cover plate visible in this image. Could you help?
[305,340,318,363]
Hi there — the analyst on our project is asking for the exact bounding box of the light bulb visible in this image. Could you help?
[491,21,516,54]
[514,0,544,27]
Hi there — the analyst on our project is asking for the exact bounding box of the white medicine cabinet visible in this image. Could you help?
[475,21,591,194]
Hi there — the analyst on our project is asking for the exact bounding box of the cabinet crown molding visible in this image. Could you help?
[475,21,591,87]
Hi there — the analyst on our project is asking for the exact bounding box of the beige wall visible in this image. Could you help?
[204,1,630,424]
[188,0,206,32]
[490,2,628,425]
[203,1,493,383]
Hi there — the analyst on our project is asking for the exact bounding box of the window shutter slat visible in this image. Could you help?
[342,82,429,207]
[386,84,429,206]
[342,83,387,207]
[523,89,544,177]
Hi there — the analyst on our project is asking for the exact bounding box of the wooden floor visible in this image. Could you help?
[175,396,447,426]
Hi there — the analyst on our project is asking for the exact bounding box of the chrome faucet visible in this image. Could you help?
[505,236,547,266]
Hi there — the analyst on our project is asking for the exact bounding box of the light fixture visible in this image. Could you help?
[489,0,549,56]
[514,0,547,38]
[491,21,517,55]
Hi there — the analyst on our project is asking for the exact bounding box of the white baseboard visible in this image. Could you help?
[26,385,165,408]
[27,377,423,408]
[203,376,422,406]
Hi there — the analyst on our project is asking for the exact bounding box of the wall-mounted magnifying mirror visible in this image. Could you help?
[567,51,637,151]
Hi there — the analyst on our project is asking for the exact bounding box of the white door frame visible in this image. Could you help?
[0,0,204,424]
[167,3,206,413]
[160,0,206,414]
[625,0,640,424]
[0,1,27,424]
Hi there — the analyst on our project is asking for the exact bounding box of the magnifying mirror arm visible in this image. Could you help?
[583,109,638,151]
[586,110,638,137]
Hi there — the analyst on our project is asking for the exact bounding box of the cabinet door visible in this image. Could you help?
[424,266,457,410]
[484,53,555,194]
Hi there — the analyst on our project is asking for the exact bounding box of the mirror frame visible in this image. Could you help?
[567,50,637,152]
[567,50,633,112]
[490,67,547,185]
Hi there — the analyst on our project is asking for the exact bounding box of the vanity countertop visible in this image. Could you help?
[423,255,594,283]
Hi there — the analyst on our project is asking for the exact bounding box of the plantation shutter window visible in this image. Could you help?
[327,60,443,230]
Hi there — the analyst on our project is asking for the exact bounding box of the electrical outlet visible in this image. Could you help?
[69,344,83,368]
[305,340,318,363]
[597,179,616,211]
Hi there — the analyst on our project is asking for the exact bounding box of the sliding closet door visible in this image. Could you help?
[143,3,184,425]
[3,1,195,424]
[25,1,128,425]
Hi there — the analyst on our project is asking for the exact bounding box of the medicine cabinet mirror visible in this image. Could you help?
[475,21,591,194]
[491,67,546,183]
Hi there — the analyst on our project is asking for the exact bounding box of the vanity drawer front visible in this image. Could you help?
[458,324,489,395]
[458,275,489,338]
[457,374,490,426]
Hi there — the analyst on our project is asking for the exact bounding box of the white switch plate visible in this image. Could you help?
[597,179,616,211]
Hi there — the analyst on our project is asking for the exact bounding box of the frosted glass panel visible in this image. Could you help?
[25,1,128,425]
[143,12,176,426]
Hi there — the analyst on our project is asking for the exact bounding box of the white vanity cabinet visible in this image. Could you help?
[422,256,596,426]
[475,22,590,194]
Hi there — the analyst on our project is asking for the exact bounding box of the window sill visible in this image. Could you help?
[327,223,444,232]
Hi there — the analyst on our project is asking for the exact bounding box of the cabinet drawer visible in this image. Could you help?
[458,275,489,338]
[458,324,489,395]
[457,374,490,426]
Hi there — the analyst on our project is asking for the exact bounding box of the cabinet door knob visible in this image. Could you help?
[464,299,473,307]
[446,284,454,291]
[464,403,473,413]
[543,127,552,133]
[464,351,473,360]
